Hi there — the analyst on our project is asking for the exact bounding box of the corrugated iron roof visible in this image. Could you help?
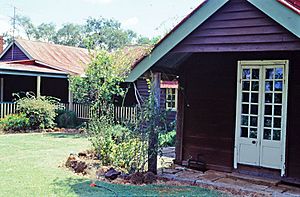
[0,62,67,75]
[15,39,91,75]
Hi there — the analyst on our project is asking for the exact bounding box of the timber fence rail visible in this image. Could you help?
[1,102,138,123]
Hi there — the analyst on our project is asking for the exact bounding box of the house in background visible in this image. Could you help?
[0,38,90,103]
[0,38,177,122]
[126,0,300,184]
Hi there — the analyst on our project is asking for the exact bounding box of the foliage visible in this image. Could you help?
[0,113,30,132]
[69,47,146,103]
[55,109,79,128]
[4,15,160,50]
[16,94,59,129]
[88,117,147,172]
[159,130,176,147]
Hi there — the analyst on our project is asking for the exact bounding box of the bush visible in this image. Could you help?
[17,95,58,129]
[159,130,176,147]
[88,117,147,172]
[0,113,30,132]
[55,109,79,128]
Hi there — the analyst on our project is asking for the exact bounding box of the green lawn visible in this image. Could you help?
[0,133,224,197]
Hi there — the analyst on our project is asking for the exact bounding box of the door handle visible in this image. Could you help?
[252,140,257,144]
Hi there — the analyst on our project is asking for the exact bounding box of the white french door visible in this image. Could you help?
[234,60,289,176]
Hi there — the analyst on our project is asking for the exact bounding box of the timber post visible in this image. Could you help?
[148,72,161,174]
[36,76,41,97]
[0,78,3,102]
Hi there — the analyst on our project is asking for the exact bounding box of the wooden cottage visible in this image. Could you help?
[126,0,300,184]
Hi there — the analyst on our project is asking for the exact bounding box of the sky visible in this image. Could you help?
[0,0,204,39]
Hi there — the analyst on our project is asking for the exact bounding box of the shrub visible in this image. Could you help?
[159,130,176,147]
[55,109,79,128]
[88,117,147,172]
[0,113,30,132]
[17,95,59,129]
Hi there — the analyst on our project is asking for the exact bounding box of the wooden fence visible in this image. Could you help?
[0,102,138,123]
[0,102,18,119]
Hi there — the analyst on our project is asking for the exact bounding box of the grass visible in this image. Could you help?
[0,133,224,197]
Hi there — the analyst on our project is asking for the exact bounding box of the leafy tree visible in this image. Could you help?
[15,15,36,40]
[137,36,161,45]
[55,23,84,47]
[34,23,57,42]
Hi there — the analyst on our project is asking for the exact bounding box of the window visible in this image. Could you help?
[166,88,177,111]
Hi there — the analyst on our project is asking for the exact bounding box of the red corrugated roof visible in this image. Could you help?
[0,62,67,75]
[15,39,91,75]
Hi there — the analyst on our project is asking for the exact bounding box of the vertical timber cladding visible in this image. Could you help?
[180,51,300,178]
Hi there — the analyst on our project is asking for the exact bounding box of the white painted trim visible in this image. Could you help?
[281,60,289,176]
[0,78,4,102]
[36,76,41,97]
[165,88,178,111]
[234,60,289,176]
[68,82,74,111]
[234,61,242,169]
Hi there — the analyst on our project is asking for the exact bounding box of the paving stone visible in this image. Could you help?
[216,177,270,191]
[162,168,181,174]
[199,170,227,181]
[175,171,203,179]
[227,172,280,187]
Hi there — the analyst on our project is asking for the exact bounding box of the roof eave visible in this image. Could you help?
[248,0,300,38]
[125,0,229,82]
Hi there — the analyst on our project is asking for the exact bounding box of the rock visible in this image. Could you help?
[78,152,87,157]
[104,167,121,180]
[73,161,87,173]
[144,172,157,184]
[130,172,144,185]
[65,154,78,168]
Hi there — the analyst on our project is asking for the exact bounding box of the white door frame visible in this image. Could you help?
[234,60,289,176]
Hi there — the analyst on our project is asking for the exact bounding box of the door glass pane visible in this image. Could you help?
[243,81,250,91]
[251,93,259,103]
[241,127,248,138]
[243,69,251,79]
[252,81,259,91]
[265,81,273,92]
[252,69,259,79]
[242,93,249,102]
[264,129,272,140]
[241,115,248,126]
[273,130,281,141]
[274,105,282,116]
[250,128,257,139]
[264,117,272,127]
[265,105,272,115]
[250,116,258,127]
[275,68,283,79]
[274,93,282,103]
[265,93,273,103]
[266,69,274,79]
[251,105,258,115]
[274,118,281,128]
[242,104,249,114]
[274,81,283,91]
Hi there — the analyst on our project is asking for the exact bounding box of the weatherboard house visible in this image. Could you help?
[126,0,300,184]
[0,38,178,122]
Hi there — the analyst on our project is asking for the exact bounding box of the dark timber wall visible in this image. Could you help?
[178,51,300,178]
[173,0,300,180]
[41,77,69,103]
[173,0,300,53]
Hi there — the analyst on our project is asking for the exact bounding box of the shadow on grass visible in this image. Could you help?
[51,177,224,197]
[46,132,87,139]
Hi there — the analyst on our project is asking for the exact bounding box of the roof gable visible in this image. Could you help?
[126,0,300,82]
[0,43,30,62]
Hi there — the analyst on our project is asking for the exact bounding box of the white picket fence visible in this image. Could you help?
[0,102,18,119]
[0,102,138,122]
